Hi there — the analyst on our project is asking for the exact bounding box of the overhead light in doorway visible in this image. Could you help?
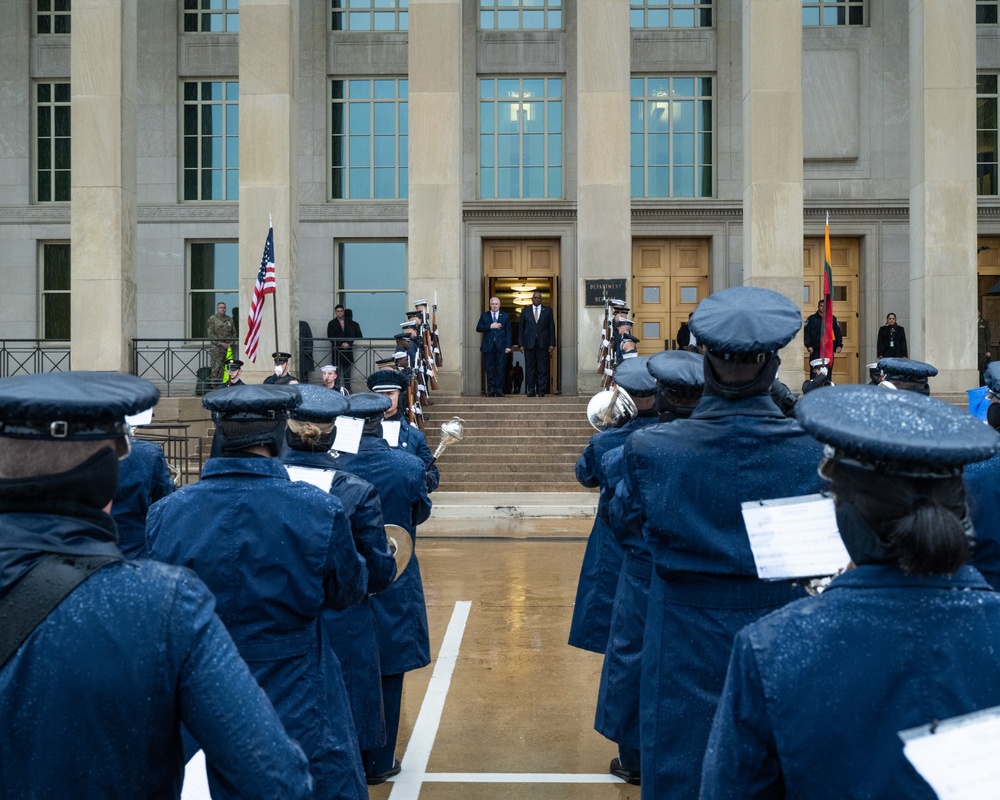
[509,283,537,293]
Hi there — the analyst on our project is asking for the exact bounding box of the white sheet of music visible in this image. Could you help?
[900,706,1000,799]
[285,465,334,493]
[332,415,363,455]
[740,494,850,580]
[381,420,401,448]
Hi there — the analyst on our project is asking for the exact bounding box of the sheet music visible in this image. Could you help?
[740,494,850,580]
[285,465,335,493]
[900,706,1000,799]
[332,416,363,455]
[382,420,401,448]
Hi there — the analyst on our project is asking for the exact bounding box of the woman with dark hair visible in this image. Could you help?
[701,385,1000,799]
[876,312,908,358]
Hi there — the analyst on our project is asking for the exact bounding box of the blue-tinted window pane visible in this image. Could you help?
[349,80,371,99]
[498,167,519,198]
[547,167,561,197]
[631,133,644,165]
[374,103,395,133]
[481,103,495,133]
[349,104,371,135]
[349,168,371,198]
[523,167,544,197]
[674,166,694,196]
[498,104,519,134]
[481,169,496,198]
[373,168,395,197]
[399,136,408,167]
[374,137,395,166]
[649,167,669,196]
[481,136,495,167]
[674,133,694,164]
[648,9,669,26]
[340,242,407,291]
[548,133,561,166]
[349,136,371,166]
[523,9,543,26]
[498,10,519,27]
[631,166,644,197]
[523,134,543,166]
[548,101,562,133]
[498,134,519,166]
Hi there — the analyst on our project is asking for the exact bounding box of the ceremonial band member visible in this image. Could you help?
[617,286,825,799]
[112,432,175,560]
[702,386,1000,799]
[877,356,937,395]
[147,384,369,800]
[0,372,311,799]
[368,369,440,492]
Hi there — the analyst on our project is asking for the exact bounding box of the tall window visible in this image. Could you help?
[36,82,71,203]
[37,0,71,34]
[979,75,998,196]
[338,241,407,338]
[630,0,711,29]
[189,242,239,338]
[184,0,240,32]
[479,0,562,30]
[183,81,239,201]
[802,0,864,26]
[332,0,407,31]
[479,77,562,200]
[980,1,1000,24]
[40,243,71,340]
[331,79,408,200]
[631,76,713,199]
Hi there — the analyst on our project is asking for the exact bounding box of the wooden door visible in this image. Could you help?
[631,238,710,355]
[803,237,860,385]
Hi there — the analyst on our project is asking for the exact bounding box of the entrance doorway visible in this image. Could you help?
[631,238,710,355]
[803,237,860,385]
[483,240,560,395]
[978,239,1000,373]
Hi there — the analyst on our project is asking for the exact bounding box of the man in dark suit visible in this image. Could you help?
[519,291,556,397]
[476,296,511,397]
[328,304,363,391]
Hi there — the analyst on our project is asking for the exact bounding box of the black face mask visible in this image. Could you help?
[0,446,120,513]
[703,353,781,400]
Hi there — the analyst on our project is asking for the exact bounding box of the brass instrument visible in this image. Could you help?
[384,523,413,578]
[428,416,466,469]
[586,384,638,431]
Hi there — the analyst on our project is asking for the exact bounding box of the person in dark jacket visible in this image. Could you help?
[876,312,908,358]
[328,304,363,391]
[477,297,512,397]
[802,299,843,359]
[333,392,433,785]
[519,290,556,397]
[147,384,369,800]
[702,385,1000,799]
[0,372,311,800]
[282,385,398,765]
[616,286,825,799]
[600,350,705,786]
[368,368,440,492]
[111,436,175,559]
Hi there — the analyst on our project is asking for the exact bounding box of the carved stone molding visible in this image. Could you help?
[138,205,238,222]
[300,203,408,221]
[0,206,70,223]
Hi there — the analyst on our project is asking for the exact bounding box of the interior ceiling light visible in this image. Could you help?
[513,297,532,306]
[509,283,537,293]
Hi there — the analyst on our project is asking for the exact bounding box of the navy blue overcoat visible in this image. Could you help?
[112,438,175,559]
[964,451,1000,589]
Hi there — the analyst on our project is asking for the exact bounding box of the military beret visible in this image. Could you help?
[346,392,392,419]
[367,369,408,393]
[291,384,348,422]
[202,384,300,420]
[796,385,1000,476]
[226,359,244,369]
[612,356,657,397]
[689,287,801,357]
[271,351,292,361]
[0,372,159,441]
[877,357,938,381]
[647,350,705,391]
[986,362,1000,394]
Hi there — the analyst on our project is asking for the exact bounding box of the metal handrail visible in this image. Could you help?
[0,340,71,377]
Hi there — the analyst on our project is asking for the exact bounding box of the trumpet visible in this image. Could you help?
[586,384,637,431]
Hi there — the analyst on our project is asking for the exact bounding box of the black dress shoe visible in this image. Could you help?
[498,392,505,397]
[538,393,546,398]
[366,759,402,785]
[527,392,535,397]
[609,757,640,785]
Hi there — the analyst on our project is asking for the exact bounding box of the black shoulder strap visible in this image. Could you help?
[0,553,121,670]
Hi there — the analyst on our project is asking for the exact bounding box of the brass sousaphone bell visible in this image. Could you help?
[385,524,414,578]
[586,384,638,431]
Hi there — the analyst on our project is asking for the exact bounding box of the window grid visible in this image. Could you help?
[332,0,408,31]
[37,0,71,34]
[188,242,240,338]
[479,0,562,30]
[979,1,999,25]
[631,76,713,199]
[331,78,408,200]
[337,241,409,339]
[630,1,712,29]
[802,0,864,26]
[40,243,71,340]
[183,0,240,33]
[479,77,563,200]
[978,75,998,196]
[183,81,239,201]
[36,82,71,203]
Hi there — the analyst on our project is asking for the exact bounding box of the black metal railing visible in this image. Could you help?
[298,337,399,389]
[0,340,71,377]
[134,424,199,486]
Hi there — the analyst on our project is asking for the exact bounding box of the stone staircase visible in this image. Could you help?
[423,394,596,493]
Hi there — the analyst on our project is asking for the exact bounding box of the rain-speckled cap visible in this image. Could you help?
[346,392,392,419]
[367,369,407,393]
[615,318,634,328]
[619,333,640,344]
[647,350,705,391]
[291,384,348,422]
[796,384,1000,475]
[612,356,656,397]
[202,384,300,420]
[689,286,801,357]
[986,362,1000,394]
[877,357,938,381]
[0,372,159,440]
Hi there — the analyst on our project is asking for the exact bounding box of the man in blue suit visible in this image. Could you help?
[476,296,511,397]
[519,290,556,397]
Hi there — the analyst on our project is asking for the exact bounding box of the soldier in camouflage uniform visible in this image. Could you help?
[207,302,236,387]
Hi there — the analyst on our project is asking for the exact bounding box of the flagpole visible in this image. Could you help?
[269,214,279,354]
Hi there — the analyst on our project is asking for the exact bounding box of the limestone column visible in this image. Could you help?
[742,0,803,305]
[577,0,631,394]
[409,0,462,392]
[70,0,137,372]
[909,0,977,391]
[238,0,299,382]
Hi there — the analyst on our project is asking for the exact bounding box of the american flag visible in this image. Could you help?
[243,227,276,363]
